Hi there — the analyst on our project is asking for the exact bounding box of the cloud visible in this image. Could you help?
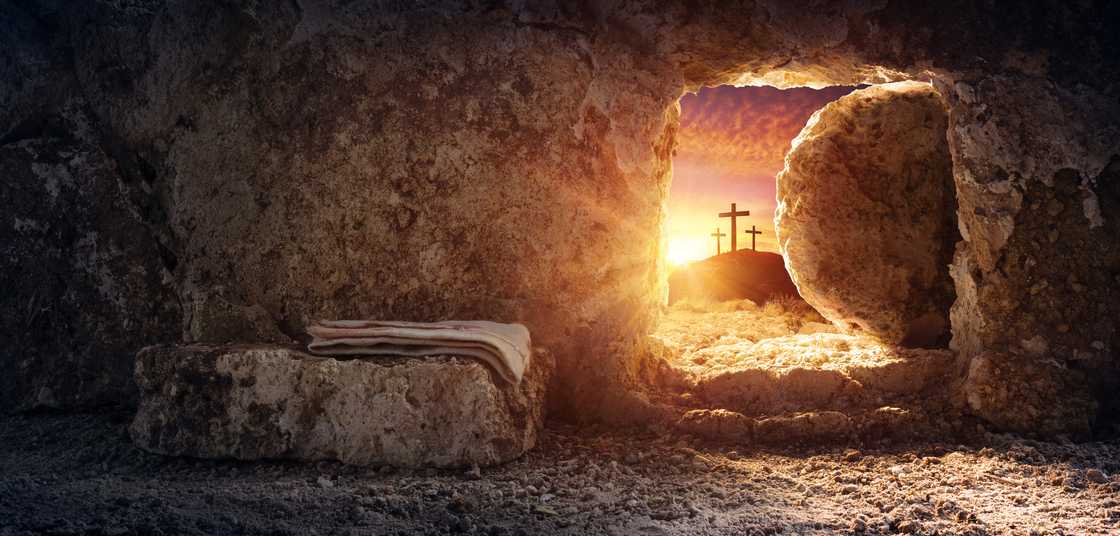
[668,85,857,254]
[677,85,857,176]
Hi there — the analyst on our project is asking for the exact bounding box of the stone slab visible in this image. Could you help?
[692,334,955,415]
[130,345,551,468]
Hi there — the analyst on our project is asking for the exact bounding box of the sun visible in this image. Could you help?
[666,237,707,267]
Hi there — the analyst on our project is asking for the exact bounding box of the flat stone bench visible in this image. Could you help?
[688,333,956,415]
[130,344,551,468]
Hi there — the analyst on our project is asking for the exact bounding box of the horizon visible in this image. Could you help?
[666,84,858,266]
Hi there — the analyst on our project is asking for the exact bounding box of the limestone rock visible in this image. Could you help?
[184,289,291,345]
[753,411,853,445]
[693,334,955,415]
[776,81,958,347]
[2,1,1119,437]
[131,345,552,467]
[962,352,1096,437]
[676,409,753,441]
[0,104,180,410]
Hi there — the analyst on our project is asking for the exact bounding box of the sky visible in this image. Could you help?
[666,85,858,265]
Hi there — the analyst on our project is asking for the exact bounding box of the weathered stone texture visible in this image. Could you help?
[0,104,181,410]
[2,1,1118,436]
[940,76,1120,433]
[131,345,552,467]
[776,82,957,347]
[962,352,1097,437]
[63,2,675,421]
[692,334,955,416]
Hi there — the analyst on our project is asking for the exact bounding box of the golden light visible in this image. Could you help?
[666,236,708,267]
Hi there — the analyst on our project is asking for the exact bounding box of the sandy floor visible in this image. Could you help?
[2,412,1119,535]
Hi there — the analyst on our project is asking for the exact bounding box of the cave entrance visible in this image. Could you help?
[652,82,961,437]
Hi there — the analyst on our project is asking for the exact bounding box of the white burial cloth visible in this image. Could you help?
[307,320,530,385]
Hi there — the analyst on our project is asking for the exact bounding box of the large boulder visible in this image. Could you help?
[775,82,958,347]
[131,345,552,467]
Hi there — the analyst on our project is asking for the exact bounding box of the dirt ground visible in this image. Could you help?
[2,411,1119,536]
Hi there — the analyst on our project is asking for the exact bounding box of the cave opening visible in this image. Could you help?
[652,81,962,428]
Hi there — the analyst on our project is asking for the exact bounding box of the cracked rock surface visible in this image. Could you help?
[3,1,1118,435]
[131,345,552,468]
[776,81,958,347]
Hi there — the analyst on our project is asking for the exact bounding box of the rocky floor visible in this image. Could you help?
[3,412,1120,535]
[650,300,956,427]
[653,298,831,358]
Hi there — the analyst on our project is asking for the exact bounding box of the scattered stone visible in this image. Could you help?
[897,519,919,533]
[754,411,853,445]
[675,409,752,441]
[1086,469,1108,484]
[466,465,482,480]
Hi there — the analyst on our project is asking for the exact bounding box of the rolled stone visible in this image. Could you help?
[776,81,958,347]
[130,344,551,468]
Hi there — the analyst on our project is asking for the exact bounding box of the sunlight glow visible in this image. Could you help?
[666,85,858,259]
[667,236,708,267]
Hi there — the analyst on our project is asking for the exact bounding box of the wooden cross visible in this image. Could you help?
[718,203,750,252]
[744,225,763,252]
[710,227,727,255]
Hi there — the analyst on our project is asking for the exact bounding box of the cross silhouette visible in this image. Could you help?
[710,227,727,255]
[744,225,763,252]
[718,203,750,252]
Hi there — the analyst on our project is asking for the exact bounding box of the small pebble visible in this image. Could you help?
[1086,469,1108,484]
[465,464,482,480]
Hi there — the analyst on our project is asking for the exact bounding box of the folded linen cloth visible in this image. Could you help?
[306,320,531,385]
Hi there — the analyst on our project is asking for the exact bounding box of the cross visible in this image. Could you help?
[744,225,763,252]
[718,203,750,252]
[710,227,727,256]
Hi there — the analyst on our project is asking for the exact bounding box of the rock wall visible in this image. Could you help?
[0,102,182,409]
[3,1,1117,434]
[939,77,1120,435]
[1,0,182,409]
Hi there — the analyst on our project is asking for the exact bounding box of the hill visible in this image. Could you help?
[667,249,802,305]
